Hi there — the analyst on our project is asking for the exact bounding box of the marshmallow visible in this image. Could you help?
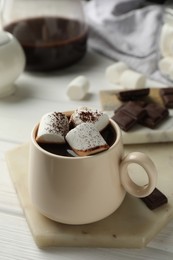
[65,123,109,156]
[159,23,173,57]
[66,75,90,100]
[105,62,128,84]
[70,107,109,131]
[120,69,146,90]
[158,57,173,76]
[36,112,69,143]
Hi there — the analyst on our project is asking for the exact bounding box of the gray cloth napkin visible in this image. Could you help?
[84,0,171,84]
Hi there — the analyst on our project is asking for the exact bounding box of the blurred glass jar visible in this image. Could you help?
[1,0,88,72]
[158,1,173,81]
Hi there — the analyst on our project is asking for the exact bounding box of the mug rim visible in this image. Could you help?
[31,118,122,160]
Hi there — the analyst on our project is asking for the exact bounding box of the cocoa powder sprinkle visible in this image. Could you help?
[46,112,69,136]
[77,110,102,123]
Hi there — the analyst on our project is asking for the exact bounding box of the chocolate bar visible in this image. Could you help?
[119,101,147,121]
[139,103,169,129]
[112,101,169,131]
[140,188,168,210]
[117,88,150,101]
[160,87,173,95]
[112,101,147,131]
[160,88,173,108]
[112,109,136,131]
[113,89,170,131]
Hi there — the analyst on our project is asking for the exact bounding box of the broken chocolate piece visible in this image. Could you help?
[112,101,147,131]
[160,87,173,95]
[140,188,168,210]
[139,103,169,129]
[160,88,173,108]
[119,101,147,121]
[117,88,150,101]
[112,109,136,131]
[113,90,170,131]
[161,95,173,108]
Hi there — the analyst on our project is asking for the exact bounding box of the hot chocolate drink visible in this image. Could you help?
[4,17,88,71]
[38,122,116,157]
[35,108,117,157]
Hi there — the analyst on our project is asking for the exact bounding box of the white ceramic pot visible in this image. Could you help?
[0,31,26,97]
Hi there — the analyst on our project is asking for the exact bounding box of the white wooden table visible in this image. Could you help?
[1,50,173,260]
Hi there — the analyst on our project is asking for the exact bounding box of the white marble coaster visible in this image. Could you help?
[99,88,173,144]
[5,143,173,248]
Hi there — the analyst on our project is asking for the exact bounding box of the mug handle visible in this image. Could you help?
[120,152,157,198]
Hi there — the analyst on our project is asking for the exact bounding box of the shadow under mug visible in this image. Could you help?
[28,119,157,225]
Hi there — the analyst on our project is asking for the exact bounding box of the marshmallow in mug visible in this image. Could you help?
[70,107,109,131]
[36,107,110,156]
[105,61,128,84]
[66,75,90,100]
[120,69,146,90]
[66,122,109,156]
[36,112,69,143]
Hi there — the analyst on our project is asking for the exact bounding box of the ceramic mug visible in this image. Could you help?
[28,118,157,225]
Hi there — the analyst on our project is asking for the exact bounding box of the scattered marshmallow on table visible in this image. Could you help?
[70,107,109,132]
[36,112,69,143]
[120,69,146,90]
[65,123,109,156]
[66,75,90,100]
[105,61,128,84]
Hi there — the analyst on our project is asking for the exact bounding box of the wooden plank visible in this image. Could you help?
[1,213,173,260]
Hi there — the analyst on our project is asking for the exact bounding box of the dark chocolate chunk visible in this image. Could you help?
[117,88,150,101]
[160,87,173,95]
[140,188,168,210]
[112,101,147,131]
[139,103,169,129]
[160,88,173,108]
[161,94,173,108]
[119,101,147,121]
[112,110,136,131]
[113,90,170,131]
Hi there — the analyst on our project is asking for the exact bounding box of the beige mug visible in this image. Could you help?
[28,118,157,225]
